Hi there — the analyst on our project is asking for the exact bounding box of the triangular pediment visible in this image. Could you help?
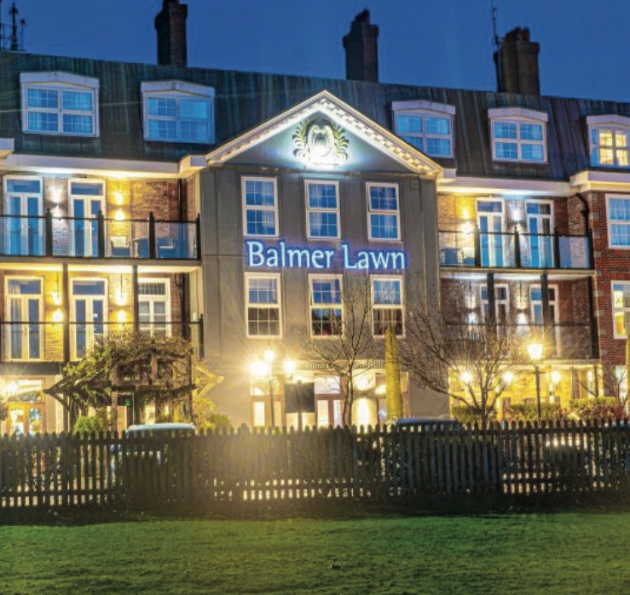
[206,90,442,177]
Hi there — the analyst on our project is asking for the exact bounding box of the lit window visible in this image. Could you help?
[480,285,509,324]
[141,81,215,144]
[612,282,630,338]
[309,276,342,337]
[138,280,170,337]
[367,183,400,241]
[372,277,404,336]
[587,116,630,168]
[6,277,43,361]
[489,108,547,163]
[246,275,281,337]
[71,279,107,359]
[21,72,99,137]
[530,285,557,324]
[306,181,340,239]
[242,177,278,237]
[607,195,630,247]
[392,100,455,157]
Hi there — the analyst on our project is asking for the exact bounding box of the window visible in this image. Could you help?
[612,282,630,338]
[480,285,509,324]
[530,285,557,324]
[141,81,215,143]
[392,100,455,157]
[489,108,547,163]
[69,179,105,258]
[606,195,630,248]
[306,181,340,239]
[367,183,400,241]
[242,177,278,237]
[588,115,630,168]
[309,275,342,337]
[246,274,281,337]
[4,177,44,257]
[372,277,404,336]
[138,280,171,336]
[71,279,107,359]
[6,277,43,361]
[21,72,99,137]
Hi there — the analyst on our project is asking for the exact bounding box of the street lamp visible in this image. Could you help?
[250,358,275,428]
[527,342,544,421]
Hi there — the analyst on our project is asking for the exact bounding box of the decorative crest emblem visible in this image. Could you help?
[293,119,349,166]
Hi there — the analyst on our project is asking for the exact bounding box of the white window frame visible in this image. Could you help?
[68,178,106,258]
[392,100,455,158]
[138,278,172,337]
[371,275,405,338]
[611,281,630,339]
[5,276,44,361]
[70,277,109,360]
[3,175,44,256]
[21,72,100,137]
[605,194,630,249]
[489,107,548,163]
[309,274,343,338]
[242,176,279,238]
[305,180,341,240]
[367,182,401,242]
[245,273,282,339]
[480,284,509,323]
[587,115,630,169]
[141,80,215,144]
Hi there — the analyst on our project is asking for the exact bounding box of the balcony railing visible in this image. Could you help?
[0,211,200,260]
[439,228,592,270]
[0,319,205,363]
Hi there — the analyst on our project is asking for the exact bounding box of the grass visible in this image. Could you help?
[1,508,630,594]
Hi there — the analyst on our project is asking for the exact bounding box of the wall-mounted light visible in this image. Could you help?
[52,205,63,219]
[461,221,474,238]
[114,209,125,221]
[52,274,63,306]
[116,310,127,323]
[551,370,562,385]
[52,309,63,323]
[114,191,124,205]
[502,371,514,385]
[117,273,127,306]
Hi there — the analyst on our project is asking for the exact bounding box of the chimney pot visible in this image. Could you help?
[342,9,379,83]
[494,26,540,95]
[155,0,188,68]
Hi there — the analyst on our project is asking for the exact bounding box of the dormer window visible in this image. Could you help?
[21,72,99,137]
[588,115,630,168]
[489,107,548,163]
[141,81,215,144]
[392,100,455,158]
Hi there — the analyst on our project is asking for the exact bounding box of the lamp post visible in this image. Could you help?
[527,342,544,422]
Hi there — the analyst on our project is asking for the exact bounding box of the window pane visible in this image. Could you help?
[180,99,208,119]
[397,115,422,134]
[248,307,280,336]
[27,88,58,109]
[425,138,451,156]
[138,282,167,296]
[401,135,424,151]
[6,179,41,194]
[62,90,93,112]
[63,114,94,135]
[495,141,518,160]
[248,278,278,305]
[8,279,41,294]
[147,97,177,118]
[425,117,450,135]
[521,143,544,162]
[246,210,276,236]
[245,180,275,207]
[28,112,58,132]
[369,186,398,211]
[312,279,342,304]
[608,198,630,221]
[72,281,106,296]
[309,212,338,238]
[70,182,104,196]
[148,119,177,140]
[370,214,399,239]
[180,120,209,142]
[493,122,517,139]
[308,184,337,209]
[520,123,543,141]
[373,279,401,305]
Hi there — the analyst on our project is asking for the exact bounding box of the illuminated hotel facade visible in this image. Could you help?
[1,4,629,430]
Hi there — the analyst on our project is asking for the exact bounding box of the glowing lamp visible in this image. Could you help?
[52,309,63,323]
[284,360,296,375]
[551,370,562,385]
[460,371,473,385]
[114,209,125,221]
[116,310,127,323]
[263,349,276,364]
[251,360,270,378]
[502,371,514,385]
[527,343,544,363]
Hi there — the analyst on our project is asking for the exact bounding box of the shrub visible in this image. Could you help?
[451,405,485,425]
[504,402,564,423]
[568,397,625,421]
[73,409,110,434]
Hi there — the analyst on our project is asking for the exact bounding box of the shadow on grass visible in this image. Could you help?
[4,491,630,527]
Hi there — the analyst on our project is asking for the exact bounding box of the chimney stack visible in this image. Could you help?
[343,9,379,83]
[494,27,540,95]
[155,0,188,68]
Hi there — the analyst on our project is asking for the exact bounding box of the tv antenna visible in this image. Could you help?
[0,0,26,52]
[492,0,501,49]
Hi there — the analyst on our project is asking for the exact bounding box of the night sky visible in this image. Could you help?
[7,0,630,101]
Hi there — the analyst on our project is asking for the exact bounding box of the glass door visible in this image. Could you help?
[6,278,42,361]
[71,279,107,359]
[527,201,554,268]
[477,200,504,267]
[70,181,105,257]
[5,178,43,256]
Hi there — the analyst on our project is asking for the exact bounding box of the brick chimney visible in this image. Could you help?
[155,0,188,68]
[343,9,379,83]
[493,27,540,95]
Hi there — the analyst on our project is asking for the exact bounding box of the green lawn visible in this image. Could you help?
[1,511,630,594]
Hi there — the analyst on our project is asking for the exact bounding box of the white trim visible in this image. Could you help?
[480,283,509,323]
[438,173,571,196]
[611,281,630,339]
[393,106,454,158]
[21,72,100,89]
[305,179,341,240]
[138,278,172,337]
[4,275,44,362]
[70,277,109,360]
[571,170,630,192]
[488,107,548,123]
[206,90,442,177]
[308,274,343,339]
[529,283,559,325]
[605,194,630,249]
[489,111,548,164]
[0,138,14,159]
[524,198,554,232]
[588,119,630,169]
[245,272,282,339]
[141,80,215,98]
[3,175,44,256]
[242,176,279,238]
[366,182,401,242]
[370,275,405,338]
[586,115,630,128]
[68,178,106,258]
[392,100,456,116]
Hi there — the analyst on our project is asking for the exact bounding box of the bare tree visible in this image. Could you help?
[301,272,381,425]
[400,284,529,426]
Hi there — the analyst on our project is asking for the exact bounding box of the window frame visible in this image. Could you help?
[138,278,172,337]
[308,274,343,338]
[489,107,548,164]
[366,182,401,242]
[305,180,341,240]
[480,284,510,324]
[611,281,630,339]
[141,80,215,144]
[245,273,282,339]
[5,275,44,362]
[605,194,630,249]
[587,115,630,169]
[371,275,405,338]
[21,72,100,138]
[69,277,109,360]
[242,176,279,238]
[392,100,455,158]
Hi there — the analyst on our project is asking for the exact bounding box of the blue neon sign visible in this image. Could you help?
[245,240,407,271]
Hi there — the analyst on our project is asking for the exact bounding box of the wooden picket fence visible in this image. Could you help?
[2,420,630,510]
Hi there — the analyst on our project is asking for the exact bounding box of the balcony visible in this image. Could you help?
[439,228,592,270]
[0,211,200,260]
